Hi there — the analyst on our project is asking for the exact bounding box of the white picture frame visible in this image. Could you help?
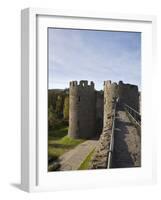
[21,8,157,192]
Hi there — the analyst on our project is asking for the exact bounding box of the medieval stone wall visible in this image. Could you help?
[91,81,118,169]
[118,81,139,110]
[91,80,139,169]
[68,80,96,139]
[95,91,103,134]
[68,79,139,142]
[103,81,118,128]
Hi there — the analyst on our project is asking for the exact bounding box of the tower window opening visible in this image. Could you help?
[78,96,80,102]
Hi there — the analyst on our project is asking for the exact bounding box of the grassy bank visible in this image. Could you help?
[78,149,95,170]
[48,126,84,160]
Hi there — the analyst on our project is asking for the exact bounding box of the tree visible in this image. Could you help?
[48,105,55,129]
[63,96,69,120]
[55,95,64,118]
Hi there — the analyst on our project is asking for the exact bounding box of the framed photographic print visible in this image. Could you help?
[21,8,156,192]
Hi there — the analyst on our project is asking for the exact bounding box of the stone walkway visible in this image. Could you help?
[112,109,141,168]
[59,139,98,171]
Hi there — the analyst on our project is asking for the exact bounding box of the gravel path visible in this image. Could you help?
[112,109,141,168]
[59,139,98,171]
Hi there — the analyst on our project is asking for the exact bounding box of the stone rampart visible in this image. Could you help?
[91,80,139,169]
[91,81,117,168]
[68,80,96,139]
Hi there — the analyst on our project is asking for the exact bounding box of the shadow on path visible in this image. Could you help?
[112,106,141,168]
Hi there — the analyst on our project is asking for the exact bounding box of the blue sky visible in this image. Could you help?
[48,28,141,90]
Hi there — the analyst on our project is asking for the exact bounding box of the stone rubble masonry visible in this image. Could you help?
[96,91,104,134]
[103,81,118,129]
[67,79,139,168]
[90,80,139,169]
[118,81,139,110]
[68,80,96,139]
[91,81,118,169]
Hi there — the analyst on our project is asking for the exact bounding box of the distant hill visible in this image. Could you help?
[48,88,69,94]
[49,88,64,92]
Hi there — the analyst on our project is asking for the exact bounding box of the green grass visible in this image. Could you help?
[48,125,85,159]
[48,126,69,139]
[59,135,85,146]
[78,149,95,170]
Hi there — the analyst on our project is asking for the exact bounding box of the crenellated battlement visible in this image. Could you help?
[68,80,96,139]
[104,80,117,88]
[68,79,139,139]
[104,80,111,86]
[119,80,138,89]
[69,80,95,88]
[103,80,138,90]
[69,81,78,87]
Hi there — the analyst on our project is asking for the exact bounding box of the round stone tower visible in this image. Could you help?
[103,81,118,129]
[68,80,96,139]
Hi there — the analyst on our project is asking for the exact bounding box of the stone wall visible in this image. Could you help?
[103,81,118,128]
[118,81,139,110]
[139,92,141,113]
[68,80,96,139]
[68,79,139,145]
[91,80,139,169]
[95,91,104,135]
[91,81,118,169]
